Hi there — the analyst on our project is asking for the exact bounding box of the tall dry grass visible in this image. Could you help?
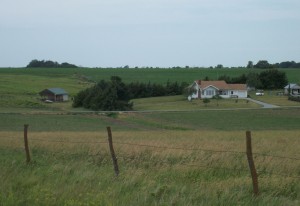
[1,130,299,205]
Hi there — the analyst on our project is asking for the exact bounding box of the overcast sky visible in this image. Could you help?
[1,0,300,68]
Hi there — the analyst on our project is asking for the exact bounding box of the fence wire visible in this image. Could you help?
[1,128,300,181]
[1,136,299,161]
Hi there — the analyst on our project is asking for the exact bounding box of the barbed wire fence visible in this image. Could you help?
[1,124,300,196]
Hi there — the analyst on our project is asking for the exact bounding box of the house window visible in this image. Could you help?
[206,90,214,96]
[231,91,234,95]
[219,90,227,95]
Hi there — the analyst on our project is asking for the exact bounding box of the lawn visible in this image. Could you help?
[249,91,300,106]
[132,95,260,111]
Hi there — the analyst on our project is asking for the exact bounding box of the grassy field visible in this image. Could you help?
[1,108,300,132]
[1,68,300,205]
[1,67,300,83]
[1,111,300,205]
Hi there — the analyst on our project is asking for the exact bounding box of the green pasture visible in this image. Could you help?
[1,108,300,132]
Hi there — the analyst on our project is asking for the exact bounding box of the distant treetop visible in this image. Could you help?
[248,60,300,69]
[26,59,78,68]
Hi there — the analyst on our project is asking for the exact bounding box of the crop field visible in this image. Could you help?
[0,68,300,205]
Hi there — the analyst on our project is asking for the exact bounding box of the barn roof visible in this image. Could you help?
[40,88,68,95]
[284,83,300,89]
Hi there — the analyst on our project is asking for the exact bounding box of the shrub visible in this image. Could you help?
[212,94,223,100]
[203,98,210,106]
[288,96,300,102]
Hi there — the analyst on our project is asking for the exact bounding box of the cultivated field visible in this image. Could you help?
[1,68,300,205]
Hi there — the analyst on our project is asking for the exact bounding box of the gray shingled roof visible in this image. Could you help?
[47,88,68,95]
[284,84,300,89]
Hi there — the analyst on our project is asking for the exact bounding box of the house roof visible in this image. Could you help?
[196,80,230,90]
[284,83,300,89]
[228,84,248,90]
[196,80,247,90]
[40,88,68,95]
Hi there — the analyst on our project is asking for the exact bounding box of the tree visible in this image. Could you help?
[26,59,77,68]
[246,61,253,69]
[246,72,262,89]
[204,76,210,81]
[254,60,273,69]
[216,64,223,69]
[73,76,132,111]
[259,69,288,89]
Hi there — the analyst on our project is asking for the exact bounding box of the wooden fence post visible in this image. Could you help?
[246,131,259,196]
[106,126,119,176]
[23,124,31,163]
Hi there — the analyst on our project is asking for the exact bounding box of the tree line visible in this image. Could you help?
[26,60,78,68]
[247,60,300,69]
[25,59,300,69]
[72,76,188,111]
[217,69,287,90]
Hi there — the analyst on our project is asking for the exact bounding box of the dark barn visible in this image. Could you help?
[39,88,69,102]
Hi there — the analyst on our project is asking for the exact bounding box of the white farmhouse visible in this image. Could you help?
[189,80,248,99]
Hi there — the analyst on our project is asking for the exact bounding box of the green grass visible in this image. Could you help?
[1,108,300,132]
[126,108,300,131]
[132,95,260,111]
[1,129,299,205]
[249,91,300,106]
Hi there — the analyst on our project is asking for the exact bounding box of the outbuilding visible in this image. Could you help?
[39,88,69,102]
[284,83,300,95]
